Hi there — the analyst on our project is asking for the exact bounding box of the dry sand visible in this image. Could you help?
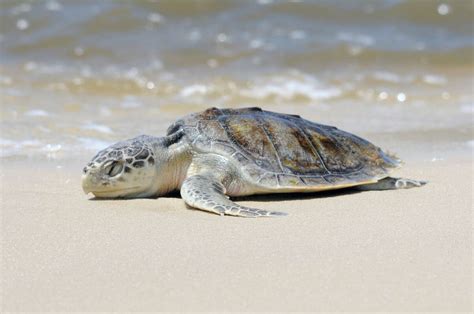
[1,158,472,312]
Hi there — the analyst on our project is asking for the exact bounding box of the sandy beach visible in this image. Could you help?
[1,1,473,312]
[1,157,471,312]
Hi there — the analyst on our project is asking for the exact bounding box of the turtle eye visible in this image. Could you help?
[104,161,123,177]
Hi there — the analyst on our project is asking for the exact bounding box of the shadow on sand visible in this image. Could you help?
[89,187,367,202]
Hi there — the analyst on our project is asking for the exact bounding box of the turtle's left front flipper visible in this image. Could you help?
[356,177,427,191]
[180,174,287,217]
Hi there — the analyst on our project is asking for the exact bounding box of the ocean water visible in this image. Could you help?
[0,0,472,161]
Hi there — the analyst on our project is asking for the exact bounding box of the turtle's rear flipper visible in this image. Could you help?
[356,177,427,191]
[181,174,287,217]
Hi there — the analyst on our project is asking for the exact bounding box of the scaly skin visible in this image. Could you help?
[82,107,426,217]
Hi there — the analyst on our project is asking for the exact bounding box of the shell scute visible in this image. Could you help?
[222,115,280,170]
[198,107,223,120]
[211,142,235,156]
[260,116,326,175]
[305,126,362,173]
[232,152,250,164]
[257,173,278,186]
[277,174,304,187]
[198,120,227,140]
[177,107,398,189]
[300,176,328,186]
[323,174,348,184]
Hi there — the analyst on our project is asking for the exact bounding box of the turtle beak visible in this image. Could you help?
[82,165,103,195]
[82,170,98,195]
[82,175,92,194]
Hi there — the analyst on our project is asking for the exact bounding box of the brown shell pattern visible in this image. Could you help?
[168,107,399,188]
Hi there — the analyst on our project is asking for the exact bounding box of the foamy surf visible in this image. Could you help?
[0,1,471,161]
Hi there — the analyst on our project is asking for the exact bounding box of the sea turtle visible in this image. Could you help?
[82,107,426,217]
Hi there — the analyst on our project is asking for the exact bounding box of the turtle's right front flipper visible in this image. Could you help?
[180,175,287,218]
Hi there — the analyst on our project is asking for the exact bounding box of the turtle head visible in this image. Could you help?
[82,135,160,198]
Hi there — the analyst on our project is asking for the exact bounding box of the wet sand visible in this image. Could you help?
[1,158,472,312]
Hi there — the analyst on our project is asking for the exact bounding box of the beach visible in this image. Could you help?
[1,157,472,311]
[1,0,473,312]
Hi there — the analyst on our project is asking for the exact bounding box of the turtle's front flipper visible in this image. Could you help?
[356,177,427,191]
[181,175,287,217]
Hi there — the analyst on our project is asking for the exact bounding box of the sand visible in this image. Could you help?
[1,158,472,312]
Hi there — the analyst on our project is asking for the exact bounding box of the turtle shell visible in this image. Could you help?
[167,107,400,190]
